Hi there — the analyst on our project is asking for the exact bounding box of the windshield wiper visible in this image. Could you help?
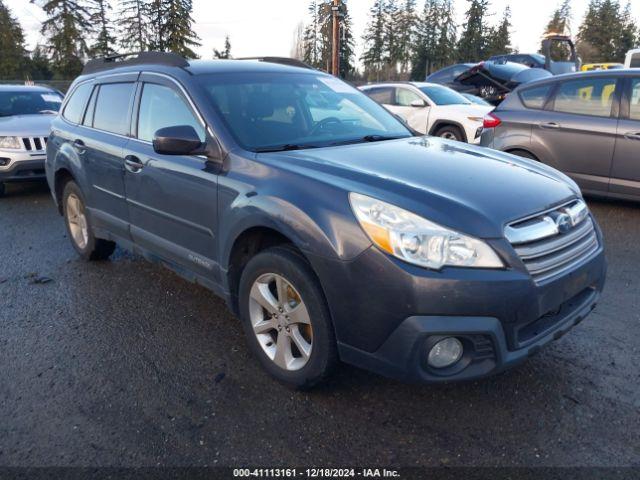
[254,144,320,153]
[330,135,407,146]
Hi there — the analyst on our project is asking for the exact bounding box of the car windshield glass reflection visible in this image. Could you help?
[197,72,411,152]
[0,91,63,117]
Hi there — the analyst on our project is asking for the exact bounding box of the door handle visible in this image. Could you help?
[539,122,561,130]
[124,155,144,173]
[624,132,640,141]
[72,139,86,153]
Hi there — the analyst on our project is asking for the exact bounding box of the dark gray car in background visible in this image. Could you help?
[481,69,640,201]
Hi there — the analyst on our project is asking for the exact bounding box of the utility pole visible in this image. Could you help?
[331,0,341,76]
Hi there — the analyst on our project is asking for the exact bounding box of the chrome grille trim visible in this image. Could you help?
[507,200,599,284]
[20,137,48,152]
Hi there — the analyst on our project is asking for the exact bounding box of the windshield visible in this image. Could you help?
[0,90,63,117]
[418,85,471,106]
[530,53,546,64]
[196,72,411,151]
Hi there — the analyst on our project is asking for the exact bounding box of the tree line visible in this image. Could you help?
[0,0,203,80]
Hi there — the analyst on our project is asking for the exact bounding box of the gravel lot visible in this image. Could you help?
[0,181,638,468]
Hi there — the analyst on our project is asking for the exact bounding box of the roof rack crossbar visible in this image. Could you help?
[82,51,190,75]
[235,57,316,70]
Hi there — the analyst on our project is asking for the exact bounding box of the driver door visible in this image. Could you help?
[389,87,430,133]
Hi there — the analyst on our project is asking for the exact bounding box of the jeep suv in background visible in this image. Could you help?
[46,53,606,387]
[481,69,640,201]
[0,85,63,196]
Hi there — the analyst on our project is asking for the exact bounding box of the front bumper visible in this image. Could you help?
[0,151,46,182]
[306,224,607,383]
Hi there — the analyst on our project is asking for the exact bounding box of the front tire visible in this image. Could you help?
[435,125,464,142]
[62,180,116,261]
[238,246,338,388]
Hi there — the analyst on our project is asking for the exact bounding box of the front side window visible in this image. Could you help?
[198,72,410,151]
[553,77,618,117]
[137,83,205,143]
[63,83,92,123]
[629,78,640,121]
[93,83,135,135]
[396,88,423,107]
[520,84,553,110]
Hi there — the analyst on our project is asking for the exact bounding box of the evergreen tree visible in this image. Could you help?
[29,44,53,80]
[433,0,458,70]
[485,6,512,58]
[361,0,386,80]
[383,0,401,79]
[338,5,356,78]
[147,0,200,58]
[302,1,321,67]
[456,0,489,62]
[32,0,93,79]
[411,0,441,79]
[118,0,149,52]
[616,1,637,62]
[0,0,29,79]
[90,0,117,56]
[395,0,417,77]
[213,35,232,59]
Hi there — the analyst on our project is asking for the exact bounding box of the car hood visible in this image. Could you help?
[258,136,580,238]
[0,114,56,136]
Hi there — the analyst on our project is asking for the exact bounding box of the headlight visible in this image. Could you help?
[349,192,504,270]
[0,136,22,149]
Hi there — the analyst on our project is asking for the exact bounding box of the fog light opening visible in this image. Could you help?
[427,337,463,369]
[0,158,10,167]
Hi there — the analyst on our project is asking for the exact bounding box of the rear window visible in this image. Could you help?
[63,83,92,124]
[93,83,135,135]
[553,77,617,117]
[519,85,552,109]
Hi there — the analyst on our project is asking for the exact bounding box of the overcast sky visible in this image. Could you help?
[7,0,640,63]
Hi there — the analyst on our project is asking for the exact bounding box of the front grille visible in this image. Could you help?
[21,137,48,152]
[506,200,599,284]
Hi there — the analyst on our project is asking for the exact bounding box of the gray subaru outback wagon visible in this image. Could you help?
[46,53,606,387]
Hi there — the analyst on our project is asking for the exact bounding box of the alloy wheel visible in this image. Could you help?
[248,273,313,371]
[66,193,89,250]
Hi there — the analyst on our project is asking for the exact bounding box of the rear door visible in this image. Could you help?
[122,74,220,281]
[75,74,137,240]
[610,76,640,198]
[532,75,621,193]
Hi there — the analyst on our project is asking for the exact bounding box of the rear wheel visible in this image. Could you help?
[62,180,116,261]
[238,246,338,388]
[435,125,464,142]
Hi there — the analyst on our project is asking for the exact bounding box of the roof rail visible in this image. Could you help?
[82,51,190,75]
[235,57,316,70]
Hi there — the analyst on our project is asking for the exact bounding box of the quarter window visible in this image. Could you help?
[63,83,92,124]
[519,85,552,109]
[137,83,205,143]
[553,78,618,117]
[93,83,135,135]
[629,78,640,121]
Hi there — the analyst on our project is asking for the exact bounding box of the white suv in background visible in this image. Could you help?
[360,82,493,143]
[0,85,63,197]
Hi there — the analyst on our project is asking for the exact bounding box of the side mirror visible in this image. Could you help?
[153,125,205,156]
[410,99,427,107]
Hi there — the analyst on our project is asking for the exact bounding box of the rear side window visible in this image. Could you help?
[630,78,640,121]
[519,85,552,109]
[365,87,394,105]
[137,83,205,143]
[93,83,135,135]
[553,77,617,117]
[63,83,92,124]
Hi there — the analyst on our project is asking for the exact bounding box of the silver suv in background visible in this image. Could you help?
[0,85,64,197]
[481,70,640,201]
